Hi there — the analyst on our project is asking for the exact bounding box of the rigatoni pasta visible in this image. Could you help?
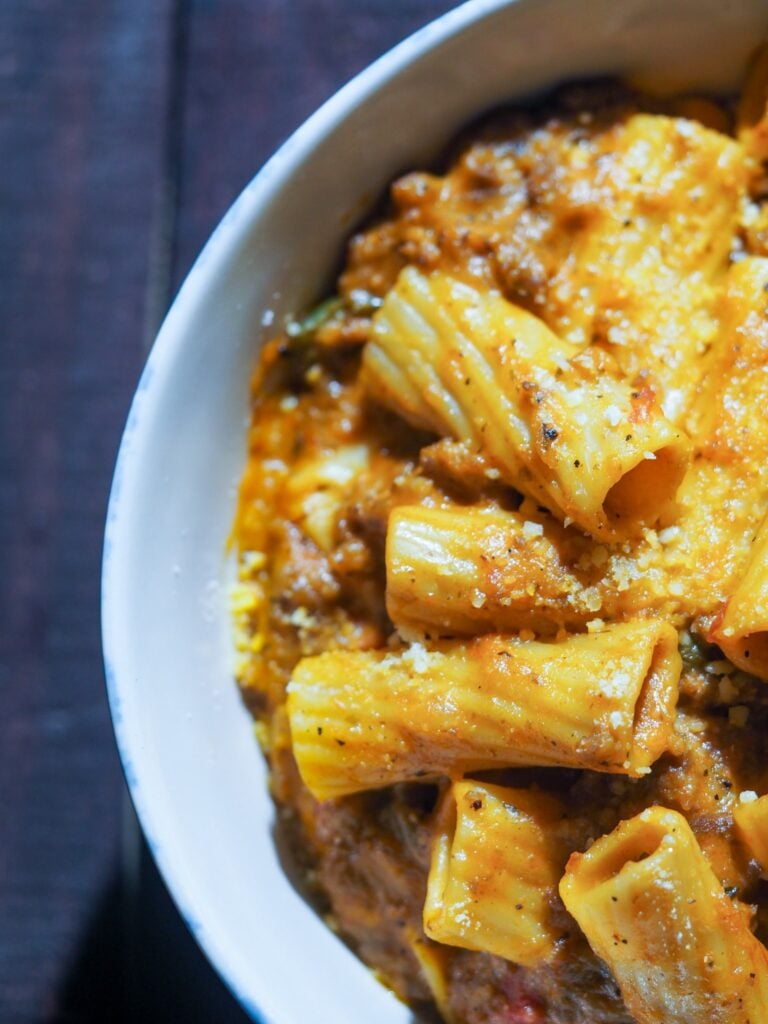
[233,75,768,1024]
[386,503,678,637]
[424,782,566,967]
[560,807,768,1023]
[364,267,690,539]
[287,620,680,799]
[734,793,768,872]
[543,113,747,412]
[709,513,768,680]
[385,504,587,636]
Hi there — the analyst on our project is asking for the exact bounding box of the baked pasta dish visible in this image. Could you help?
[231,54,768,1024]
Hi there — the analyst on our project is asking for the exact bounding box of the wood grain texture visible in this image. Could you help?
[140,4,456,1020]
[0,2,174,1020]
[170,0,458,291]
[1,1,457,1021]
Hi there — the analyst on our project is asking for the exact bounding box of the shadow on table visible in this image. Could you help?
[53,815,437,1024]
[50,838,251,1024]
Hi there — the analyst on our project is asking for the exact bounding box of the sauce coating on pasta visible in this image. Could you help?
[232,73,768,1024]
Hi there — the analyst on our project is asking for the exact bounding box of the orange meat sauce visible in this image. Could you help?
[230,78,768,1024]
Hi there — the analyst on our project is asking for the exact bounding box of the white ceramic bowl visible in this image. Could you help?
[102,1,768,1020]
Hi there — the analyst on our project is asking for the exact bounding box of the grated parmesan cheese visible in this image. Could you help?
[522,520,544,540]
[604,404,622,426]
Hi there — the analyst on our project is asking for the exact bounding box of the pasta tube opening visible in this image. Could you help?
[560,807,768,1024]
[424,783,566,967]
[561,808,672,895]
[602,443,688,526]
[709,511,768,681]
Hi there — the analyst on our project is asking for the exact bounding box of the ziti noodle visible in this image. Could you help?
[231,59,768,1024]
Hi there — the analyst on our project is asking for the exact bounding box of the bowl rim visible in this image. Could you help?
[100,1,519,1019]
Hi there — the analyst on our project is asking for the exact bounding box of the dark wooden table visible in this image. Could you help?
[1,2,456,1021]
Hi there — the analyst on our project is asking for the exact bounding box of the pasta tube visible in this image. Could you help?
[652,258,768,622]
[560,806,768,1024]
[550,115,746,411]
[363,267,690,538]
[424,782,566,966]
[709,513,768,680]
[693,258,768,464]
[734,794,768,873]
[699,259,768,677]
[385,503,674,636]
[386,504,585,636]
[405,931,456,1024]
[286,620,681,799]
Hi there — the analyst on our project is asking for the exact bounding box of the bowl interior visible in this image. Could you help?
[102,0,768,1020]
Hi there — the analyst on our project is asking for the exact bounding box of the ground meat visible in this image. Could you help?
[232,77,768,1023]
[313,786,438,1004]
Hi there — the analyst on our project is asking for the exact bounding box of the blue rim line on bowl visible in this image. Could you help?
[101,2,516,1020]
[102,0,768,1016]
